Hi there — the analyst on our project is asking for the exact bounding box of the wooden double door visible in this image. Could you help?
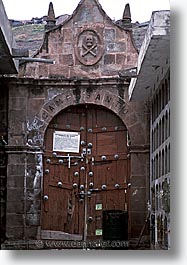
[42,104,130,243]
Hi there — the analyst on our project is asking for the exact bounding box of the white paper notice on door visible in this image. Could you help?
[53,131,80,153]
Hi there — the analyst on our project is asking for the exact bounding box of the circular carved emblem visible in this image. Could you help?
[75,29,103,66]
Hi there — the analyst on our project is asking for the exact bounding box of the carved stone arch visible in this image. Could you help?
[26,88,149,243]
[27,88,147,147]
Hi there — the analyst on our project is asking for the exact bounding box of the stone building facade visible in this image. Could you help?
[150,70,170,249]
[0,0,18,248]
[0,0,170,250]
[129,10,170,249]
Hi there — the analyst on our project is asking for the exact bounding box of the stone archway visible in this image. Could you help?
[26,87,149,243]
[27,88,147,148]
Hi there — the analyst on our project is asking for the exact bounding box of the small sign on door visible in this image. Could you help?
[95,203,102,210]
[95,229,103,236]
[53,131,80,153]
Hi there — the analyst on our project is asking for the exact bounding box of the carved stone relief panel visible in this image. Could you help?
[75,29,104,66]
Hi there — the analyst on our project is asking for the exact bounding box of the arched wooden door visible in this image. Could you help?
[42,104,130,244]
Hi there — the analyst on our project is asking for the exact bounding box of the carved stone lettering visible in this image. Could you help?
[48,105,55,112]
[82,23,105,31]
[95,94,101,101]
[54,97,64,107]
[42,111,49,121]
[105,95,112,103]
[115,99,128,115]
[115,99,124,109]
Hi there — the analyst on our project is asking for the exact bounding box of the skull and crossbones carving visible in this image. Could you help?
[76,29,103,65]
[82,34,97,57]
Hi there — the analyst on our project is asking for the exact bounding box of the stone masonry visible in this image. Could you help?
[1,0,150,249]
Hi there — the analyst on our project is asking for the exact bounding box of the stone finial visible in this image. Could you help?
[123,3,131,21]
[45,2,56,30]
[47,2,55,21]
[122,3,132,29]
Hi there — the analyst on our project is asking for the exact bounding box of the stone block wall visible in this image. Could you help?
[20,0,138,80]
[1,0,151,248]
[1,77,150,248]
[150,70,170,249]
[0,83,8,247]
